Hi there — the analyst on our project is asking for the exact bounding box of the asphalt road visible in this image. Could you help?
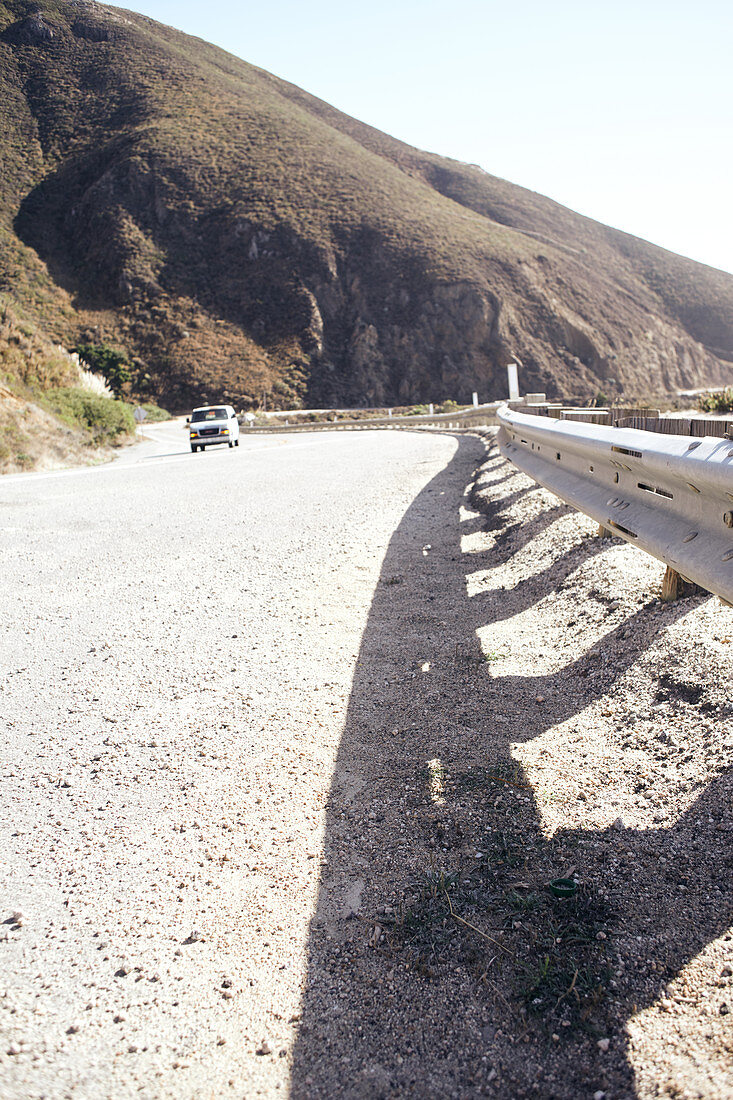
[0,425,485,1098]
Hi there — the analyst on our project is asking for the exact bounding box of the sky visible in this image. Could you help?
[110,0,733,275]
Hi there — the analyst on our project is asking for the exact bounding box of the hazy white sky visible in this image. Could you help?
[110,0,733,274]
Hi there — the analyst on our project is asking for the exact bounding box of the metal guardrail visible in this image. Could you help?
[497,404,733,604]
[241,404,501,433]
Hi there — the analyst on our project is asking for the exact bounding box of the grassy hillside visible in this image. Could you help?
[0,0,731,409]
[0,294,135,471]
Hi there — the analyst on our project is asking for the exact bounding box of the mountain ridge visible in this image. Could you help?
[1,0,731,409]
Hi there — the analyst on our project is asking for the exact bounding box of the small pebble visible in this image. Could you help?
[597,1038,610,1052]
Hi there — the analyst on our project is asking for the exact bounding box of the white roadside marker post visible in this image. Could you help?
[507,363,519,401]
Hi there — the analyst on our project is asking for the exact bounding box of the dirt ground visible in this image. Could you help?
[290,432,733,1099]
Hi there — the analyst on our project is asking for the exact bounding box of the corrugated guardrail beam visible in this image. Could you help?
[497,404,733,604]
[242,404,501,433]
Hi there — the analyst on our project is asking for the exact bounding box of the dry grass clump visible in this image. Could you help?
[76,361,114,398]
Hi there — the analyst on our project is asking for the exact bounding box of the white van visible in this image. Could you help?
[188,405,240,452]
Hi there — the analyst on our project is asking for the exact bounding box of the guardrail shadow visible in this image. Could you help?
[467,536,607,627]
[289,436,730,1098]
[475,498,575,564]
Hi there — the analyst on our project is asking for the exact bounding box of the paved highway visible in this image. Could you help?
[0,426,484,1098]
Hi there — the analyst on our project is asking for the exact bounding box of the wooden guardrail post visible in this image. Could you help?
[661,566,705,602]
[661,566,683,602]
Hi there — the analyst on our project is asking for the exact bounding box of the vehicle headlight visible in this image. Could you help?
[221,428,229,434]
[189,430,198,436]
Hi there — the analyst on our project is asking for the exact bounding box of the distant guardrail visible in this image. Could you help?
[240,404,501,433]
[497,403,733,604]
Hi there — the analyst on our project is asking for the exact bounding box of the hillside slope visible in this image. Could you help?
[1,0,732,409]
[0,295,135,471]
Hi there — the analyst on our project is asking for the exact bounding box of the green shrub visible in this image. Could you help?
[46,388,135,443]
[697,388,733,414]
[140,402,171,421]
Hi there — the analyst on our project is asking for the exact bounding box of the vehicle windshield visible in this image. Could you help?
[191,408,227,422]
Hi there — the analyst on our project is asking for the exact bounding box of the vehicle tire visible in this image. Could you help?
[191,445,197,452]
[234,439,239,447]
[228,441,233,448]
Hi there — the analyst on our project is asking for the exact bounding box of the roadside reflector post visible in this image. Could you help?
[507,363,519,400]
[472,392,479,407]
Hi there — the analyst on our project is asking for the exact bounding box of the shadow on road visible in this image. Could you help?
[289,436,732,1098]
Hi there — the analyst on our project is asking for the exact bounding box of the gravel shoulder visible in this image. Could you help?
[0,429,731,1099]
[290,433,732,1099]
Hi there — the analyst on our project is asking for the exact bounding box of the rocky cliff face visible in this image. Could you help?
[1,0,731,409]
[306,253,723,407]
